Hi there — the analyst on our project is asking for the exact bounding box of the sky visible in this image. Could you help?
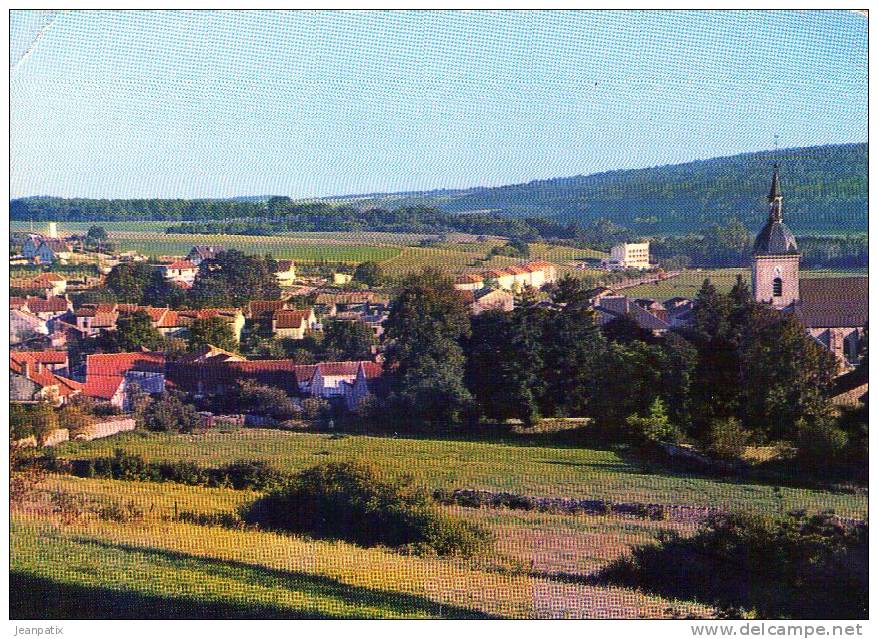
[9,10,868,200]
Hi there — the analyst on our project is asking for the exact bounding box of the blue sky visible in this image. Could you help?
[10,10,867,199]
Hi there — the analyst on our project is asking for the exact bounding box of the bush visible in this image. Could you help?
[704,417,748,460]
[241,461,492,556]
[301,397,330,421]
[598,510,867,618]
[796,416,849,472]
[142,391,200,433]
[216,460,285,490]
[626,398,682,444]
[238,381,300,421]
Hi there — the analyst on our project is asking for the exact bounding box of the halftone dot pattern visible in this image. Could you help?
[9,10,866,621]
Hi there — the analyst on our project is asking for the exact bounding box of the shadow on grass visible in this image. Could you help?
[12,538,494,620]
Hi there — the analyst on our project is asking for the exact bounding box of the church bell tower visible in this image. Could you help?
[752,164,800,308]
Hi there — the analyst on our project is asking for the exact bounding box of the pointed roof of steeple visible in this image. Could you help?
[753,163,797,255]
[768,163,782,201]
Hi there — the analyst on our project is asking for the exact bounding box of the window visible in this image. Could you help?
[773,277,783,297]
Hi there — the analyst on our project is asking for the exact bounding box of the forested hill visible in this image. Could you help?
[10,143,866,234]
[323,143,867,233]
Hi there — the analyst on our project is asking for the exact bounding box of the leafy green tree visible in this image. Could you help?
[353,261,384,287]
[98,310,166,353]
[11,403,58,442]
[142,391,200,433]
[704,417,748,460]
[141,269,188,308]
[626,397,682,443]
[105,262,155,303]
[190,250,280,307]
[740,310,837,440]
[322,320,377,361]
[186,317,237,352]
[237,380,299,421]
[383,269,473,427]
[85,225,109,249]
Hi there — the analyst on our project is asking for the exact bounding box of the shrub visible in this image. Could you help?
[142,391,200,433]
[241,461,492,556]
[704,417,748,460]
[796,416,849,472]
[626,398,682,443]
[301,397,331,421]
[599,510,867,618]
[238,381,300,421]
[215,460,285,490]
[94,498,144,523]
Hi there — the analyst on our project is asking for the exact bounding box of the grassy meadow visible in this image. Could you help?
[55,430,867,517]
[11,474,714,619]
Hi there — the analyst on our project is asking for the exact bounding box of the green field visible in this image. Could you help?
[55,430,867,517]
[11,474,713,619]
[623,268,868,300]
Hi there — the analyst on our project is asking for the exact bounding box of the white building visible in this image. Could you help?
[607,242,650,270]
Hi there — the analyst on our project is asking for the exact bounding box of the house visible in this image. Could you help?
[22,296,72,321]
[332,272,353,286]
[794,277,868,367]
[186,245,225,265]
[82,352,166,409]
[341,362,386,410]
[10,309,49,345]
[521,260,557,288]
[33,238,73,264]
[166,359,304,397]
[830,365,867,408]
[454,273,485,292]
[314,292,389,317]
[471,288,514,314]
[74,304,120,336]
[177,344,246,364]
[275,260,297,286]
[245,299,292,321]
[161,260,199,285]
[484,268,517,291]
[10,355,83,406]
[272,308,318,339]
[156,308,246,342]
[299,361,383,402]
[751,165,868,368]
[605,242,651,270]
[596,295,670,336]
[11,350,69,375]
[10,272,67,296]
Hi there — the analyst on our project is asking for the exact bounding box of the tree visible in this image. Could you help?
[142,391,200,432]
[190,250,280,307]
[11,402,58,443]
[322,320,377,361]
[98,310,165,353]
[85,225,109,249]
[353,261,383,287]
[740,310,837,440]
[383,269,473,427]
[142,269,188,308]
[626,397,681,443]
[105,262,155,303]
[187,317,237,352]
[237,380,299,421]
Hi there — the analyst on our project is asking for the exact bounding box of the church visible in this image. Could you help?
[751,165,868,369]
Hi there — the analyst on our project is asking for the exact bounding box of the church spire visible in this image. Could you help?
[768,163,783,221]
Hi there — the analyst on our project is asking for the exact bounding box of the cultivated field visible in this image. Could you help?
[11,474,714,619]
[56,430,867,517]
[623,268,868,300]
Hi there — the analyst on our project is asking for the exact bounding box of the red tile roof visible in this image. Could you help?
[274,309,312,329]
[11,350,68,366]
[247,300,288,318]
[86,352,166,378]
[318,361,382,378]
[166,359,307,395]
[455,273,485,284]
[164,260,198,271]
[10,297,27,310]
[25,296,69,313]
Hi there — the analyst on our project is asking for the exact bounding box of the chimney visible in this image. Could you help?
[23,361,31,379]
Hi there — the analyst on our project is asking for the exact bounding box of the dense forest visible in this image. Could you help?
[10,143,866,235]
[323,143,867,234]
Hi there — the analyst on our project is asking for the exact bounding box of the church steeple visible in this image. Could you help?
[768,163,783,222]
[752,163,800,308]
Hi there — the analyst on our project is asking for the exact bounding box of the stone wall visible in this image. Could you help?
[73,418,136,441]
